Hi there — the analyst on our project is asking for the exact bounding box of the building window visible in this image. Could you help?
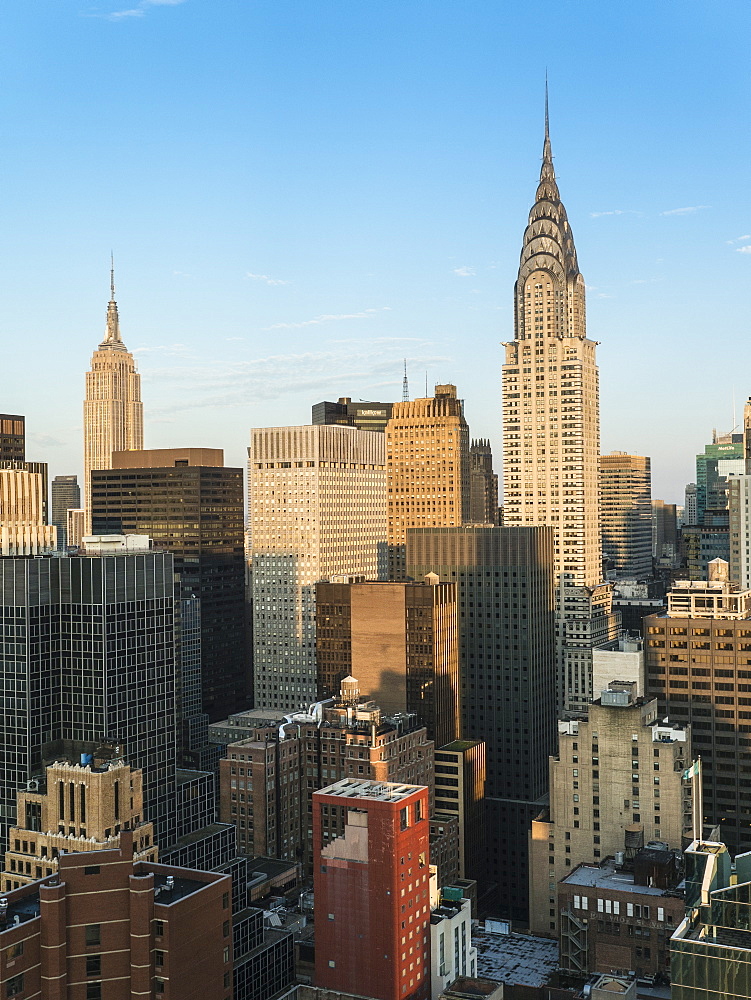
[154,920,164,937]
[86,956,102,976]
[86,985,102,1000]
[85,925,101,946]
[6,975,24,997]
[84,865,100,876]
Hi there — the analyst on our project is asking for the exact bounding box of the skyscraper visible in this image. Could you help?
[315,577,460,747]
[407,524,556,921]
[248,424,387,710]
[386,384,470,580]
[312,396,394,433]
[91,447,247,722]
[313,778,431,1000]
[83,263,143,533]
[599,452,652,579]
[501,97,618,710]
[0,468,56,555]
[695,430,744,522]
[50,474,80,551]
[469,439,498,525]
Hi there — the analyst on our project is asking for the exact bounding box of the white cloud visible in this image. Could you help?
[107,0,187,19]
[590,210,625,218]
[133,342,194,357]
[264,307,390,331]
[727,235,751,245]
[246,272,289,286]
[660,205,710,216]
[452,266,475,277]
[737,245,751,255]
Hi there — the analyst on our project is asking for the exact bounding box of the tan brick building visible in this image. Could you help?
[528,684,691,937]
[2,756,157,892]
[315,577,460,747]
[386,384,470,580]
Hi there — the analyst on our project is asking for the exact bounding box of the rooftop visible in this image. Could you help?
[317,778,425,802]
[0,889,42,932]
[438,740,483,752]
[562,861,672,897]
[151,871,209,905]
[473,928,558,988]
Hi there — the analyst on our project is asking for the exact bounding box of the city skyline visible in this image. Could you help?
[0,2,749,504]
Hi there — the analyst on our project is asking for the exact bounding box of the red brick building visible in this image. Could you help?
[0,831,232,999]
[313,779,430,1000]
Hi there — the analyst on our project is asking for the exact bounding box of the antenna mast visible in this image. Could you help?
[402,360,409,402]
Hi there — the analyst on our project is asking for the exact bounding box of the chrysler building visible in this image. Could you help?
[83,262,143,533]
[502,97,618,710]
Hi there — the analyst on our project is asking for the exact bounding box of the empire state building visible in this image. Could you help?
[83,264,143,533]
[502,100,618,710]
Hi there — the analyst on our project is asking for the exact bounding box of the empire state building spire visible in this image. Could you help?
[83,260,143,532]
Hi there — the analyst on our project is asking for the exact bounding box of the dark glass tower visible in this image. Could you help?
[407,524,556,922]
[90,448,247,721]
[0,414,25,461]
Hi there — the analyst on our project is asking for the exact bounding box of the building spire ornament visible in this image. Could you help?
[103,253,123,347]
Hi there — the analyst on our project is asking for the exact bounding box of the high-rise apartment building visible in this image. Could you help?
[1,753,157,892]
[599,452,652,580]
[313,779,431,1000]
[0,539,178,853]
[528,684,691,937]
[91,447,247,720]
[501,103,618,713]
[0,414,24,461]
[313,396,394,433]
[50,473,80,550]
[469,439,498,525]
[248,423,387,710]
[408,524,556,922]
[729,473,751,588]
[83,265,143,533]
[0,468,56,555]
[386,384,470,580]
[67,506,86,548]
[315,577,460,747]
[684,483,698,526]
[219,679,434,869]
[434,740,486,884]
[645,560,751,853]
[0,834,233,1000]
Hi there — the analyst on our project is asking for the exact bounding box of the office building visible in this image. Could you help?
[429,815,461,888]
[501,99,618,714]
[469,439,498,525]
[249,423,387,710]
[682,509,731,581]
[611,581,666,639]
[313,396,394,433]
[386,384,470,580]
[313,779,431,1000]
[684,483,698,526]
[599,452,652,580]
[315,577,460,747]
[0,414,24,461]
[558,852,685,979]
[408,524,556,922]
[0,833,233,1000]
[645,559,751,852]
[67,506,86,548]
[91,447,247,721]
[1,752,157,892]
[652,499,678,566]
[670,840,751,1000]
[0,538,178,854]
[219,678,434,869]
[434,740,485,884]
[50,473,81,550]
[694,430,744,523]
[0,467,56,555]
[729,473,751,587]
[83,264,143,533]
[528,684,691,937]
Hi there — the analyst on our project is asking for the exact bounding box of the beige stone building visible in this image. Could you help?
[528,683,691,937]
[83,265,143,533]
[502,104,618,711]
[315,577,460,748]
[0,467,56,555]
[248,423,387,710]
[1,757,157,892]
[386,384,470,580]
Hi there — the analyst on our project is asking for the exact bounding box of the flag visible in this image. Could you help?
[683,760,700,781]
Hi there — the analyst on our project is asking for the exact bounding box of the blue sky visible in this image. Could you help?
[1,0,749,504]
